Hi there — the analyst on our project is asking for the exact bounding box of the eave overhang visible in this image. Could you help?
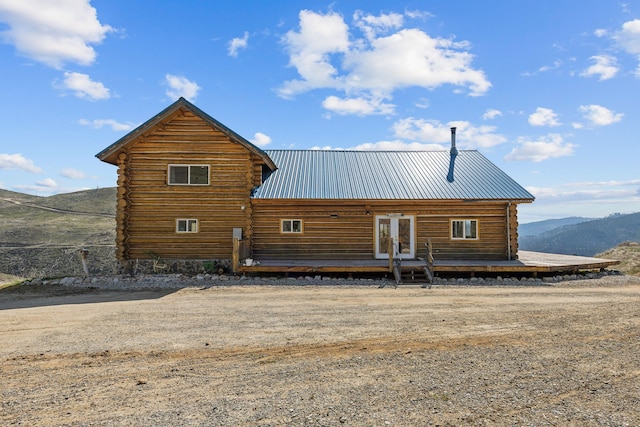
[95,97,277,171]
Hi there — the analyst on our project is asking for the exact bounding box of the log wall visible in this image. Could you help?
[508,202,519,259]
[116,109,262,260]
[251,200,519,260]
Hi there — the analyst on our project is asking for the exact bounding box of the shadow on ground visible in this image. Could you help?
[0,283,175,310]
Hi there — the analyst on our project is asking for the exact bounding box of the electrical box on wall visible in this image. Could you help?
[233,228,243,240]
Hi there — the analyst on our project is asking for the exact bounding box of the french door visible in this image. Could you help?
[375,215,415,259]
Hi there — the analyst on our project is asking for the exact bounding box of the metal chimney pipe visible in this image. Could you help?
[450,127,458,155]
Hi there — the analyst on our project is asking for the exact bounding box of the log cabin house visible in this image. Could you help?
[96,97,538,280]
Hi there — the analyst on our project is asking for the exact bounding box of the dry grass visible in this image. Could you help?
[0,188,117,280]
[598,241,640,276]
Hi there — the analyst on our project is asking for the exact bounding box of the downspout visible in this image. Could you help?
[506,201,512,260]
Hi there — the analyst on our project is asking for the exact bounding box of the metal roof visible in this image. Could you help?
[253,150,534,201]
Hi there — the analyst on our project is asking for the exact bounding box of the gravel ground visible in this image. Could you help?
[1,274,639,426]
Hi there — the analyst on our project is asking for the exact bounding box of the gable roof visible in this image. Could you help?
[253,150,534,201]
[95,97,276,170]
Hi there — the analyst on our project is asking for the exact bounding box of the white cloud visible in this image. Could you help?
[528,107,561,127]
[525,180,640,211]
[59,71,110,100]
[578,104,623,126]
[415,98,429,109]
[13,178,62,194]
[580,55,619,81]
[535,60,563,74]
[505,134,577,162]
[37,177,56,188]
[348,140,446,151]
[279,10,350,98]
[60,168,87,179]
[322,95,395,116]
[311,145,345,150]
[313,117,505,151]
[0,0,112,68]
[608,19,640,78]
[228,31,249,57]
[164,74,201,101]
[483,109,502,120]
[520,180,640,222]
[250,132,271,147]
[0,153,42,173]
[78,118,136,131]
[310,139,444,151]
[594,28,608,37]
[404,10,433,20]
[353,10,404,40]
[392,118,506,149]
[393,118,449,143]
[613,19,640,55]
[14,180,90,195]
[278,10,491,115]
[343,29,490,96]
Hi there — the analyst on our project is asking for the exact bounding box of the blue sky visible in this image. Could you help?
[1,1,639,223]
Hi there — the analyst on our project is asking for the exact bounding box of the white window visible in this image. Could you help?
[176,219,198,233]
[281,219,303,234]
[168,165,209,185]
[451,219,478,240]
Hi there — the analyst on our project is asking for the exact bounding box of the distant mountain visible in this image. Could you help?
[518,217,593,237]
[519,212,640,256]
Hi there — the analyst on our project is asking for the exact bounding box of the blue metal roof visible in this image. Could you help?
[252,150,534,201]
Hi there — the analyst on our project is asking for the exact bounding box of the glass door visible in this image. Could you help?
[375,215,415,259]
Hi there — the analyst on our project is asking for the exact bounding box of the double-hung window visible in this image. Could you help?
[451,219,478,240]
[168,165,209,185]
[176,219,198,233]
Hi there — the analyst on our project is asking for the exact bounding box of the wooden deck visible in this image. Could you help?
[236,250,620,276]
[432,251,620,274]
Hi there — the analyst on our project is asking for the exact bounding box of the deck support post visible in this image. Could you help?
[232,237,240,273]
[422,238,434,288]
[381,238,401,288]
[388,237,394,273]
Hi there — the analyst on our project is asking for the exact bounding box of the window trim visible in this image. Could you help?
[168,164,210,186]
[451,219,478,240]
[280,219,303,234]
[176,218,199,233]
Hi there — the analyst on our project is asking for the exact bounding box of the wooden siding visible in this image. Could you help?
[251,200,519,261]
[416,202,513,260]
[115,109,263,260]
[252,201,373,260]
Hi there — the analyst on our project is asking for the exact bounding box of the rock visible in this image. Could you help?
[60,277,75,286]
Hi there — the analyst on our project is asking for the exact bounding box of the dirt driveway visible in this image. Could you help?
[2,277,640,426]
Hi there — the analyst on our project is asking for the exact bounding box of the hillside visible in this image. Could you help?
[0,187,118,279]
[597,241,640,276]
[519,212,640,256]
[518,217,592,237]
